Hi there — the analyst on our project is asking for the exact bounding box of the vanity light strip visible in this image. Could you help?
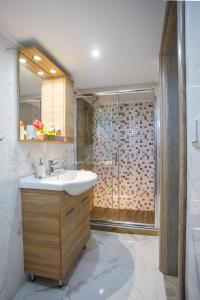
[20,47,65,78]
[32,55,42,61]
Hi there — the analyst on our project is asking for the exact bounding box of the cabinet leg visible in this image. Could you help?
[58,280,63,288]
[83,245,86,250]
[30,273,35,281]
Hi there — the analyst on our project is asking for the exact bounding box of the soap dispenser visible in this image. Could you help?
[37,158,46,179]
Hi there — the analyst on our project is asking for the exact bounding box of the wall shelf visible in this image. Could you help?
[19,139,72,144]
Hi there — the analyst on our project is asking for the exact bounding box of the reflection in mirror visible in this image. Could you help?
[19,64,41,127]
[18,51,65,142]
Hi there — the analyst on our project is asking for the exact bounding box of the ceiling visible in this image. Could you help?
[0,0,165,90]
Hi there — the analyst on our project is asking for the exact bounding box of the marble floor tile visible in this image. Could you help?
[13,230,167,300]
[84,232,158,271]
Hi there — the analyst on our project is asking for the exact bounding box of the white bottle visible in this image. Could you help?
[37,158,46,179]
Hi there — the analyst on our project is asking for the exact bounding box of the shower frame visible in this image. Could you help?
[75,87,160,231]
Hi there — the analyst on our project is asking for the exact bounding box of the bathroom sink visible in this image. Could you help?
[19,170,98,196]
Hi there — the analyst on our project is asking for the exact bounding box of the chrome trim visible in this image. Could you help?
[95,88,155,96]
[177,2,186,300]
[154,92,160,229]
[76,89,159,230]
[90,219,158,230]
[74,97,78,170]
[58,280,63,288]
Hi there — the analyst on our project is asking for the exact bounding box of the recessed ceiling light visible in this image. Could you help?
[99,289,104,295]
[33,55,42,61]
[92,49,100,58]
[37,71,44,76]
[50,69,57,74]
[19,58,27,64]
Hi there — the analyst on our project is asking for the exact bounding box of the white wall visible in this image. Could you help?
[0,33,74,300]
[185,2,200,300]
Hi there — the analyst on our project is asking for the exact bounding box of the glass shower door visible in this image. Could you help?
[91,92,155,225]
[92,94,119,222]
[117,93,155,225]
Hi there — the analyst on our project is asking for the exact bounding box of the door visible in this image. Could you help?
[92,92,156,225]
[117,93,156,225]
[92,94,119,221]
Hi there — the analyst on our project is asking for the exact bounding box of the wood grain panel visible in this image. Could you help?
[65,76,74,143]
[22,189,61,280]
[20,47,64,78]
[20,53,51,79]
[90,207,155,224]
[23,231,59,249]
[53,76,65,135]
[159,1,179,277]
[61,238,82,279]
[21,190,60,235]
[24,245,60,268]
[88,189,94,212]
[60,192,90,279]
[60,197,78,255]
[79,218,90,244]
[24,263,60,280]
[160,54,179,276]
[78,196,90,226]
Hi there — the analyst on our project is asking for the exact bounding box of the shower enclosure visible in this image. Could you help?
[76,90,157,227]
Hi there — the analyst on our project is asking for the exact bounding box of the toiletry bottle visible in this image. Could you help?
[20,121,25,140]
[37,158,46,179]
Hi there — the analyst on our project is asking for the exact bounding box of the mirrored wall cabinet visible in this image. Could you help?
[18,47,74,143]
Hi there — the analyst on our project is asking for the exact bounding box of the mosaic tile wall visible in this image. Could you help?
[93,96,155,211]
[93,102,113,208]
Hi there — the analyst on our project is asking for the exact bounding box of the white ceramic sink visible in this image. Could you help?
[19,170,98,196]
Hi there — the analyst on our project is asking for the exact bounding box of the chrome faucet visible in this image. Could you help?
[48,159,65,176]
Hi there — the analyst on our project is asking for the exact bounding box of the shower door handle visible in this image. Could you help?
[115,152,118,165]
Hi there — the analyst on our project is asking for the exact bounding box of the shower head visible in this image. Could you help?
[75,92,99,104]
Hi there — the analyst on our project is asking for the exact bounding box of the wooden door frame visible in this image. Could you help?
[159,0,179,276]
[159,1,186,299]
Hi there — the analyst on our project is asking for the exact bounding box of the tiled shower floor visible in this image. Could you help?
[13,230,167,300]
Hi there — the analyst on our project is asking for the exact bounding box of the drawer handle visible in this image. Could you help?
[81,197,88,203]
[66,207,75,216]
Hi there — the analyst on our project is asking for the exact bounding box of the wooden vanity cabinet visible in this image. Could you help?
[21,189,90,283]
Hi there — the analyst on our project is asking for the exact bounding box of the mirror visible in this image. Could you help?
[18,47,68,142]
[19,62,42,132]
